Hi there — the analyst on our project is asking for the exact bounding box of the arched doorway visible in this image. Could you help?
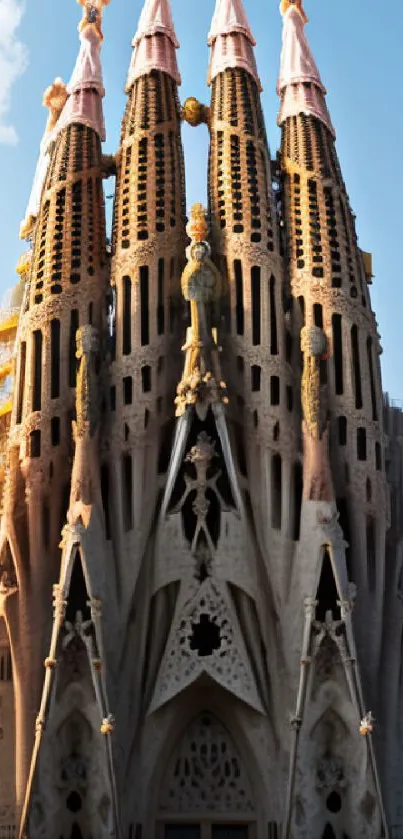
[156,712,257,839]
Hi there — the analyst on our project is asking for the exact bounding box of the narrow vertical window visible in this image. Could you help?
[351,324,363,409]
[122,454,133,532]
[332,314,343,395]
[234,259,244,335]
[141,365,152,393]
[292,461,303,541]
[270,376,280,405]
[270,275,278,354]
[16,341,26,424]
[30,430,41,458]
[271,453,282,530]
[69,310,79,388]
[122,276,131,355]
[251,365,261,392]
[367,336,378,421]
[366,516,376,592]
[123,376,133,405]
[375,442,382,471]
[338,416,347,446]
[51,416,60,446]
[157,258,165,335]
[50,319,60,399]
[251,266,261,345]
[101,464,111,540]
[357,427,367,461]
[314,303,323,327]
[32,330,43,411]
[140,265,149,345]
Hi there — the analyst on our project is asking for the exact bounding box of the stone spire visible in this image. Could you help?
[208,0,260,88]
[277,0,335,137]
[126,0,180,89]
[56,0,109,141]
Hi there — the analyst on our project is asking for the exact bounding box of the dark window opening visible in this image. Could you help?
[51,416,60,446]
[332,314,343,395]
[351,324,363,409]
[110,386,116,411]
[234,259,244,336]
[142,365,152,393]
[65,554,90,623]
[30,429,41,458]
[314,303,323,328]
[322,824,337,839]
[123,376,133,405]
[16,341,26,424]
[140,265,149,345]
[270,376,280,406]
[367,515,376,592]
[337,498,352,578]
[338,416,347,446]
[190,613,221,657]
[316,549,340,621]
[270,275,278,354]
[32,330,43,411]
[292,461,303,541]
[69,310,79,388]
[286,385,293,412]
[123,275,132,355]
[326,792,342,814]
[101,463,111,539]
[122,454,133,532]
[50,319,61,399]
[157,258,165,335]
[271,453,282,530]
[357,427,367,461]
[251,266,261,345]
[367,337,378,421]
[251,365,261,392]
[375,442,382,471]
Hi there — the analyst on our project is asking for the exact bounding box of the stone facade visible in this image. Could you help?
[0,1,401,838]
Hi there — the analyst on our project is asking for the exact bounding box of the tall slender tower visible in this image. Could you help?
[277,0,388,684]
[1,1,402,837]
[108,0,187,574]
[0,0,109,822]
[204,0,301,602]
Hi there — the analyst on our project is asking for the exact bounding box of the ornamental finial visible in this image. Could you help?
[77,0,111,39]
[280,0,308,24]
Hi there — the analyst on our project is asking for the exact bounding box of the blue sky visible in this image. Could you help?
[0,0,402,398]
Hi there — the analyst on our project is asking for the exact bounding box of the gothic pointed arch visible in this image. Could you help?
[158,711,256,817]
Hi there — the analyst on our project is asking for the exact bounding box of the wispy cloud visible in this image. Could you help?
[0,0,28,145]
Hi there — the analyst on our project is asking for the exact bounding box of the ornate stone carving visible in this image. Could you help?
[149,577,264,714]
[159,712,255,814]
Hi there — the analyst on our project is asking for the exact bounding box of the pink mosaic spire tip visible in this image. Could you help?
[56,6,107,141]
[277,4,335,137]
[208,0,261,89]
[126,0,181,88]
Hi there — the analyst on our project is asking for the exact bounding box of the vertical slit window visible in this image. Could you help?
[351,325,363,409]
[292,461,303,541]
[50,319,60,399]
[270,275,278,354]
[367,336,378,421]
[251,365,261,392]
[123,376,133,405]
[332,314,343,395]
[338,416,347,446]
[32,330,43,411]
[375,442,382,471]
[271,454,282,530]
[30,430,41,458]
[366,516,376,592]
[357,427,367,461]
[101,464,111,540]
[141,365,152,393]
[251,266,261,345]
[140,266,149,346]
[69,310,79,388]
[122,276,131,355]
[157,258,165,335]
[270,376,280,406]
[16,341,26,424]
[234,260,244,336]
[122,454,133,532]
[51,416,60,446]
